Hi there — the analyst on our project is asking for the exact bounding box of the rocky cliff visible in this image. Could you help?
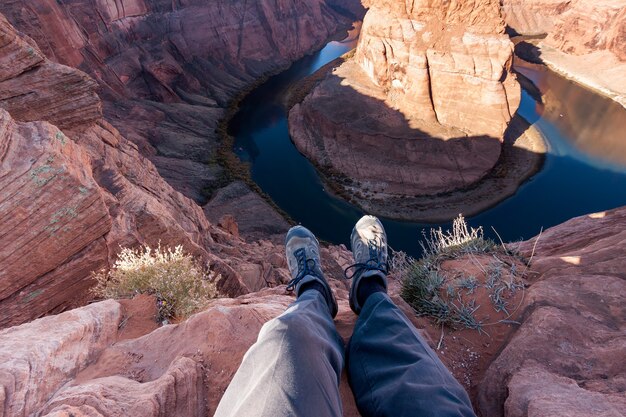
[288,0,532,220]
[1,205,624,417]
[0,0,363,204]
[480,207,626,416]
[354,0,520,137]
[0,12,320,328]
[502,0,626,106]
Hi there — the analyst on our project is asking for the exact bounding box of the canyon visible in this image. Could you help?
[287,0,545,220]
[0,0,361,328]
[0,0,363,204]
[0,0,625,416]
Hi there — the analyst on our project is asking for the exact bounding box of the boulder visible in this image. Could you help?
[478,206,626,416]
[0,300,123,417]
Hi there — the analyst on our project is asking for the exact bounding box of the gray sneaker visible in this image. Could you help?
[346,215,389,314]
[285,225,338,317]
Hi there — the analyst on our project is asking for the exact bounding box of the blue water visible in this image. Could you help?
[229,35,626,256]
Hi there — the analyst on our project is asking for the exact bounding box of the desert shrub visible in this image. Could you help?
[419,215,498,266]
[92,244,219,321]
[398,215,501,331]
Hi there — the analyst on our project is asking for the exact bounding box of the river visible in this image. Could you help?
[229,28,626,256]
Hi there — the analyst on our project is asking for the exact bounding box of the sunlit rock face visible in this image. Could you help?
[289,0,521,205]
[502,0,626,107]
[502,0,626,61]
[355,0,520,137]
[479,206,626,417]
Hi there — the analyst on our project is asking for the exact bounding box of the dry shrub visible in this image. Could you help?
[92,244,219,321]
[398,215,501,331]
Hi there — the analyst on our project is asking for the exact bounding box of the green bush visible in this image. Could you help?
[92,244,219,321]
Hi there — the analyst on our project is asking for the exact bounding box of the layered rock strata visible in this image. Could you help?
[289,0,525,218]
[0,15,292,328]
[0,0,363,203]
[502,0,626,106]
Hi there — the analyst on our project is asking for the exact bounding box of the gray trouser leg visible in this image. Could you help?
[214,288,345,417]
[348,292,476,417]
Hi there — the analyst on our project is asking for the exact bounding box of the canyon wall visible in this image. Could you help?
[288,0,524,218]
[0,0,362,203]
[502,0,625,60]
[0,13,301,328]
[502,0,626,106]
[480,206,626,416]
[354,0,520,137]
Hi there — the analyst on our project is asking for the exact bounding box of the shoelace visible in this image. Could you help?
[344,235,389,279]
[286,248,317,291]
[344,258,389,280]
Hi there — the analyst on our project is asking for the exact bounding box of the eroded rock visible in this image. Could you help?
[288,0,523,216]
[0,15,281,327]
[0,300,123,417]
[478,206,626,416]
[502,0,626,106]
[203,181,290,243]
[0,0,364,203]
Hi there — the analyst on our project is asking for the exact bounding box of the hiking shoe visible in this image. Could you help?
[285,225,338,318]
[346,215,389,314]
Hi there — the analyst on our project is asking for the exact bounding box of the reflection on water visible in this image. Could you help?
[231,29,626,257]
[515,59,626,170]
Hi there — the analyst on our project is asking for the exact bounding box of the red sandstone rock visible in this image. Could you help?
[0,15,298,327]
[203,181,290,243]
[502,0,626,105]
[0,300,123,417]
[0,110,112,327]
[355,0,520,137]
[289,0,520,201]
[477,206,626,416]
[0,0,363,203]
[503,0,626,60]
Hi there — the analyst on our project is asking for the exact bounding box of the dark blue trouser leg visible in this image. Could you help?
[348,292,476,417]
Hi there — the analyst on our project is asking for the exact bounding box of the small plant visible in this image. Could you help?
[421,214,485,255]
[485,262,502,289]
[451,299,483,331]
[418,215,498,270]
[399,215,506,331]
[92,244,219,321]
[457,276,479,295]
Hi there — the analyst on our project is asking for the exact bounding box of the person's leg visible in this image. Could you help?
[348,291,476,417]
[214,289,344,417]
[345,215,476,417]
[215,226,344,417]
